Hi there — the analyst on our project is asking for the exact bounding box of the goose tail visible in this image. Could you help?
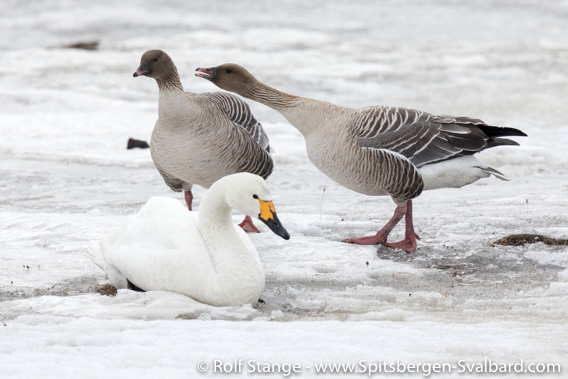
[477,166,510,181]
[478,125,528,138]
[478,125,527,151]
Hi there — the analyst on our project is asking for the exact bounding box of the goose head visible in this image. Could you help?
[133,49,175,79]
[219,173,290,240]
[195,63,254,94]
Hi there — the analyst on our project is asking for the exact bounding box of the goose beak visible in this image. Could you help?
[133,62,148,77]
[195,66,218,82]
[258,200,290,240]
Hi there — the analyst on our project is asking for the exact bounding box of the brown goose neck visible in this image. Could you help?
[240,78,299,110]
[156,66,184,91]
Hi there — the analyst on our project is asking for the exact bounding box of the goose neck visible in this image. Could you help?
[157,74,196,122]
[156,66,184,92]
[239,77,339,137]
[240,77,300,111]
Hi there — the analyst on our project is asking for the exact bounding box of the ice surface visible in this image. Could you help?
[1,0,567,378]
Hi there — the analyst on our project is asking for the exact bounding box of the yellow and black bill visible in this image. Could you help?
[258,199,290,240]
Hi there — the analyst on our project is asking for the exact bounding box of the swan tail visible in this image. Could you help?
[85,241,106,270]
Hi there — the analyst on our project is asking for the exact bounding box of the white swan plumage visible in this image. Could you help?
[87,173,289,306]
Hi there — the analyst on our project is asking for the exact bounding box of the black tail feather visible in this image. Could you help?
[477,125,527,138]
[484,137,521,150]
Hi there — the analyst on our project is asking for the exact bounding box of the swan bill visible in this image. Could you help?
[259,212,290,240]
[258,200,290,240]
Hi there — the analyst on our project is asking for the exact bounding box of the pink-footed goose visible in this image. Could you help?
[196,64,527,252]
[133,51,273,232]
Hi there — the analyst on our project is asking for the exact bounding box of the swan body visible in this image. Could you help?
[87,173,289,306]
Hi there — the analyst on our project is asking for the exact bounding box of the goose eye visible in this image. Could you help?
[153,57,158,62]
[225,68,232,74]
[252,194,258,199]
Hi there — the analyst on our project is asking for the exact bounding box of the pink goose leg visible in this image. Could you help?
[184,190,193,211]
[238,215,260,233]
[342,200,420,252]
[382,200,420,252]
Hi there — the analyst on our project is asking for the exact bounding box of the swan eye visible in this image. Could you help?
[252,194,258,199]
[225,68,232,74]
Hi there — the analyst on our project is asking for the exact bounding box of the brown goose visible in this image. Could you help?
[133,51,273,232]
[195,63,526,252]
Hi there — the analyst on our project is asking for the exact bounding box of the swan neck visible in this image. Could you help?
[197,185,262,282]
[197,188,234,236]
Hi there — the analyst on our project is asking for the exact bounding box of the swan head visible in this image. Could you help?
[133,49,175,80]
[195,63,254,94]
[219,173,290,240]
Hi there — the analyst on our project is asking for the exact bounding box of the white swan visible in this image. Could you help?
[87,173,290,307]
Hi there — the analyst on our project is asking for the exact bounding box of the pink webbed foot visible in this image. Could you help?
[342,200,420,253]
[239,215,260,233]
[343,231,419,252]
[382,232,420,253]
[384,203,420,252]
[379,212,420,252]
[342,231,388,245]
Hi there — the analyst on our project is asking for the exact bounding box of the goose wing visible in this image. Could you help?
[205,92,271,152]
[353,106,524,168]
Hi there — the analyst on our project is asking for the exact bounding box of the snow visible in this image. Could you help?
[1,0,567,378]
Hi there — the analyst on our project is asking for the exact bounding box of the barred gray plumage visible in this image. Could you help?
[134,51,273,233]
[353,106,524,171]
[197,63,527,252]
[207,92,270,152]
